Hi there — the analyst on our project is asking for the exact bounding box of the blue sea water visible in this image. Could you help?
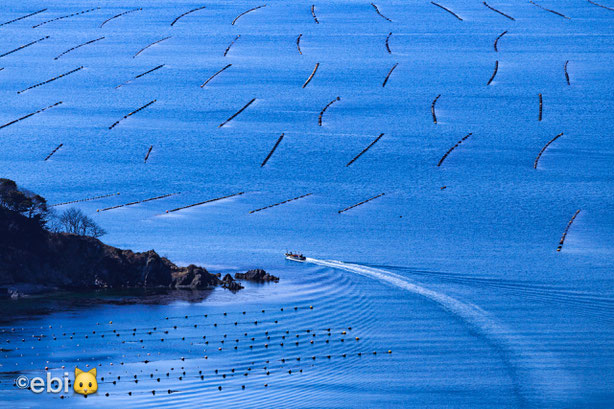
[1,0,614,407]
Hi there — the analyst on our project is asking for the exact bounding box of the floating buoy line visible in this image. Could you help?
[318,97,341,126]
[533,132,564,169]
[165,192,245,213]
[0,36,49,59]
[482,2,515,21]
[54,37,105,60]
[261,133,285,167]
[0,101,63,131]
[249,193,312,214]
[529,1,571,19]
[218,98,256,128]
[430,2,463,21]
[201,64,232,87]
[338,193,385,214]
[109,99,157,129]
[99,8,142,28]
[346,133,384,167]
[232,5,266,25]
[97,193,178,212]
[557,210,581,251]
[0,8,47,27]
[49,192,120,207]
[33,7,100,28]
[133,36,171,58]
[224,35,241,57]
[171,6,206,27]
[437,133,472,167]
[302,63,319,88]
[18,66,85,94]
[44,143,63,161]
[494,31,507,52]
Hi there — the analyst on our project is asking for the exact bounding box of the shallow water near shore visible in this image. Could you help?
[1,0,614,407]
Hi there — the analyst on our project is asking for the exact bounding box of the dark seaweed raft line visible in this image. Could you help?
[482,2,515,21]
[557,209,581,251]
[371,3,392,22]
[0,101,63,131]
[346,133,384,167]
[430,2,463,21]
[144,145,153,162]
[261,133,285,167]
[109,100,157,129]
[494,31,507,52]
[165,192,245,213]
[32,7,100,28]
[218,98,256,128]
[54,37,105,60]
[487,60,499,85]
[201,64,232,87]
[311,5,319,23]
[133,36,171,58]
[0,36,49,59]
[249,193,312,214]
[588,0,614,11]
[385,32,392,54]
[117,64,165,88]
[99,8,142,28]
[171,6,206,26]
[533,132,564,169]
[431,94,441,124]
[232,5,266,25]
[538,93,543,121]
[224,35,240,57]
[17,66,84,94]
[437,133,473,167]
[302,63,320,88]
[529,0,571,19]
[44,143,63,161]
[0,8,47,26]
[338,193,385,214]
[318,97,341,126]
[97,193,179,212]
[382,63,398,87]
[564,60,571,85]
[49,192,120,207]
[296,34,303,55]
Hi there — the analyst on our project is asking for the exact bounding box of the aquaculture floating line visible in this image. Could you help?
[0,36,49,58]
[201,64,232,87]
[318,97,341,126]
[538,93,543,121]
[44,143,63,161]
[371,3,392,22]
[232,5,266,25]
[302,63,320,88]
[382,63,398,87]
[431,94,441,124]
[533,132,563,169]
[557,210,581,251]
[431,2,463,21]
[98,193,178,212]
[100,8,142,28]
[261,133,285,167]
[18,66,84,94]
[588,0,614,11]
[54,37,105,60]
[33,7,100,28]
[529,1,571,19]
[0,101,62,131]
[171,6,206,26]
[109,100,157,129]
[311,5,319,23]
[117,64,165,88]
[437,133,472,167]
[50,192,120,207]
[385,32,392,54]
[483,2,515,21]
[346,133,384,167]
[338,193,385,214]
[144,145,153,162]
[487,60,499,85]
[224,35,240,57]
[564,61,571,85]
[0,8,47,27]
[218,98,256,128]
[166,192,245,213]
[134,36,171,58]
[494,31,507,52]
[296,34,303,55]
[249,193,312,214]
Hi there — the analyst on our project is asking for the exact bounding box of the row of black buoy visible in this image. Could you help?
[431,2,463,21]
[116,64,165,88]
[0,101,63,131]
[99,8,142,28]
[557,209,581,252]
[232,5,266,26]
[32,7,100,28]
[201,64,232,88]
[249,193,312,214]
[133,36,171,58]
[533,132,564,169]
[97,192,177,212]
[437,133,472,167]
[0,8,46,27]
[346,133,384,167]
[44,143,63,161]
[165,191,245,213]
[49,191,119,207]
[318,97,341,126]
[338,193,385,214]
[109,99,157,129]
[54,37,105,60]
[18,66,85,94]
[371,3,392,22]
[529,0,571,19]
[171,6,206,27]
[382,63,398,87]
[0,36,49,58]
[218,98,256,128]
[224,35,240,57]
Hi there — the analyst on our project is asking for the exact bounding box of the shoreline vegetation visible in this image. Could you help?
[0,178,278,299]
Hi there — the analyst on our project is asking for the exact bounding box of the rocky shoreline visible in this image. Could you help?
[0,206,278,299]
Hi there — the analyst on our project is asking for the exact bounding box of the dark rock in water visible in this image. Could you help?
[223,280,244,292]
[0,207,233,295]
[222,273,234,284]
[234,269,279,283]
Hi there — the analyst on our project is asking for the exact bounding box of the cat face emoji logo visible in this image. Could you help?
[74,367,98,395]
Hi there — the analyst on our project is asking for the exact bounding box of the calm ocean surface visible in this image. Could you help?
[1,0,613,407]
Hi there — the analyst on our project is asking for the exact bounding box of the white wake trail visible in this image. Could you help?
[306,258,577,407]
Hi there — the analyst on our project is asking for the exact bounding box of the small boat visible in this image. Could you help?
[285,252,306,262]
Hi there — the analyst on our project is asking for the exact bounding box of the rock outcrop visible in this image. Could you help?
[234,269,279,282]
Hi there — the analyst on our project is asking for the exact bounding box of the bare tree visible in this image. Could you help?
[58,208,106,238]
